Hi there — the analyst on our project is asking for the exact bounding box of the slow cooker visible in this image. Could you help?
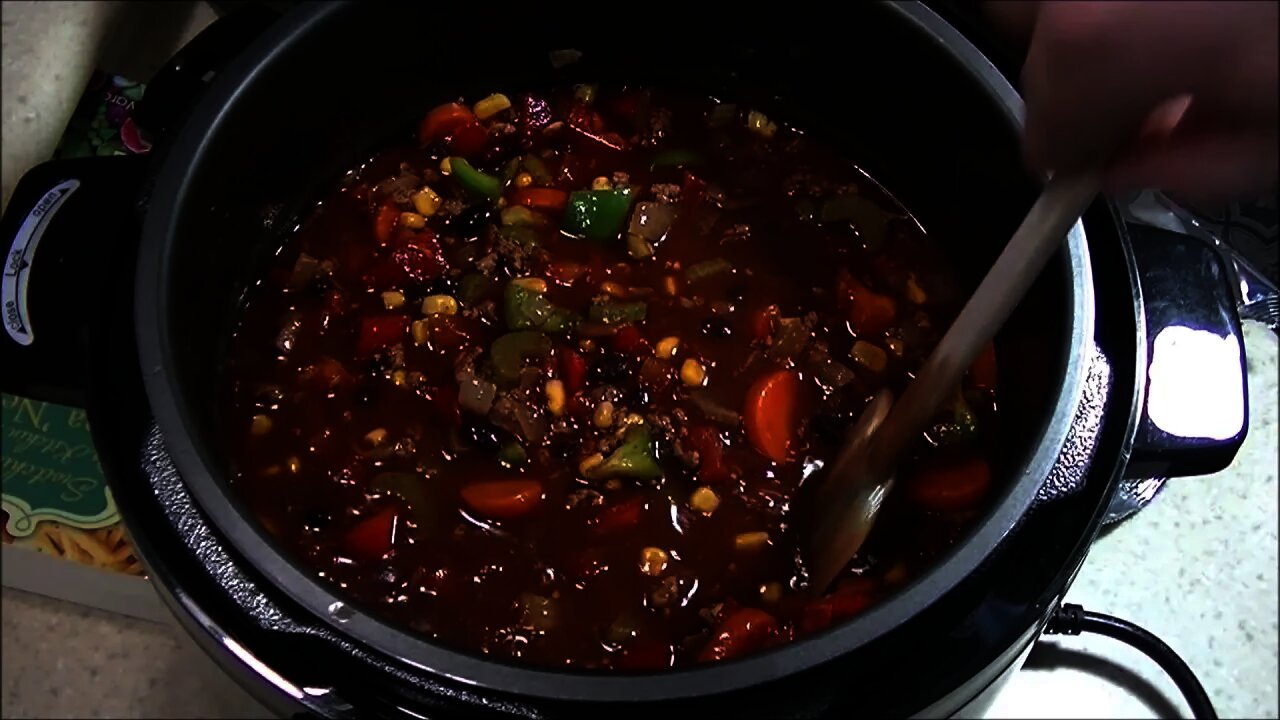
[0,2,1249,717]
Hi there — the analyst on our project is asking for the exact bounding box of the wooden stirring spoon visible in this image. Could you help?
[806,173,1101,592]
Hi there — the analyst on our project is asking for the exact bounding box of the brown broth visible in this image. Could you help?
[224,87,997,670]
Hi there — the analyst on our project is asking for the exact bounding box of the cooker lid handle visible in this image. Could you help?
[0,155,149,407]
[1123,220,1250,479]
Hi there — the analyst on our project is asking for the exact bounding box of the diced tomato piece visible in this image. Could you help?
[801,581,877,635]
[750,304,778,343]
[687,425,732,483]
[460,479,544,519]
[511,187,569,212]
[426,383,460,427]
[567,106,626,151]
[448,121,490,159]
[906,457,992,513]
[547,261,586,286]
[344,507,399,561]
[969,340,998,391]
[612,325,645,355]
[565,396,589,419]
[356,316,408,356]
[324,289,346,316]
[391,232,447,284]
[568,105,606,135]
[617,641,674,671]
[428,315,471,350]
[592,498,644,537]
[838,271,897,336]
[559,348,587,393]
[418,102,476,145]
[744,369,801,463]
[698,608,778,663]
[301,356,352,391]
[373,201,399,244]
[566,548,609,578]
[680,171,708,206]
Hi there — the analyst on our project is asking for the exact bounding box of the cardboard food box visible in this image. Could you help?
[2,72,166,623]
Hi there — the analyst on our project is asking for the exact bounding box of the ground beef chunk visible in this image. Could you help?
[650,183,681,204]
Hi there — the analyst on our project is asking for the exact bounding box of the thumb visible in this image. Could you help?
[1105,128,1279,203]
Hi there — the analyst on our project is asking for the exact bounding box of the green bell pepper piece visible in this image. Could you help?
[819,194,896,250]
[498,441,527,469]
[930,391,980,447]
[563,188,634,242]
[683,257,732,283]
[585,425,663,481]
[521,154,552,184]
[458,273,493,306]
[450,156,502,201]
[505,282,577,333]
[651,148,704,169]
[490,331,553,386]
[587,300,647,325]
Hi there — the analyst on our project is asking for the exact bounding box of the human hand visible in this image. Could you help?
[987,1,1278,201]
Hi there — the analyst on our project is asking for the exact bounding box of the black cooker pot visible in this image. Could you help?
[0,2,1250,717]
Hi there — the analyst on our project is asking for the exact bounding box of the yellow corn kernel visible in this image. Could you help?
[411,319,430,346]
[689,486,720,514]
[364,427,388,446]
[578,453,604,476]
[250,414,272,436]
[422,295,458,316]
[593,401,615,429]
[514,172,534,188]
[599,281,627,297]
[411,187,442,217]
[472,93,512,120]
[287,456,301,475]
[391,369,408,386]
[439,157,452,175]
[640,547,669,577]
[680,358,706,387]
[734,531,770,552]
[663,275,679,296]
[746,110,777,139]
[852,340,887,373]
[905,274,928,305]
[399,212,426,230]
[381,290,405,309]
[622,412,645,427]
[591,176,613,191]
[655,336,680,359]
[884,561,910,587]
[545,379,566,417]
[512,277,548,293]
[760,582,783,604]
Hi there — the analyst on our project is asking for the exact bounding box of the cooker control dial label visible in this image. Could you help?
[3,179,80,347]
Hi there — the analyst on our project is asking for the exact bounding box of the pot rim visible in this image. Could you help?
[133,0,1094,703]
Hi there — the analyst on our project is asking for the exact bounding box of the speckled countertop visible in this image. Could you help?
[2,2,1276,718]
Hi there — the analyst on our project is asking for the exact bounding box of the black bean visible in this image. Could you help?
[592,355,630,385]
[460,421,502,452]
[301,510,332,534]
[701,317,733,338]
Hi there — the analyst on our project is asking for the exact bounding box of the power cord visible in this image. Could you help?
[1044,603,1218,720]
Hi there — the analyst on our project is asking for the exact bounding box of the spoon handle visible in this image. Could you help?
[862,173,1100,479]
